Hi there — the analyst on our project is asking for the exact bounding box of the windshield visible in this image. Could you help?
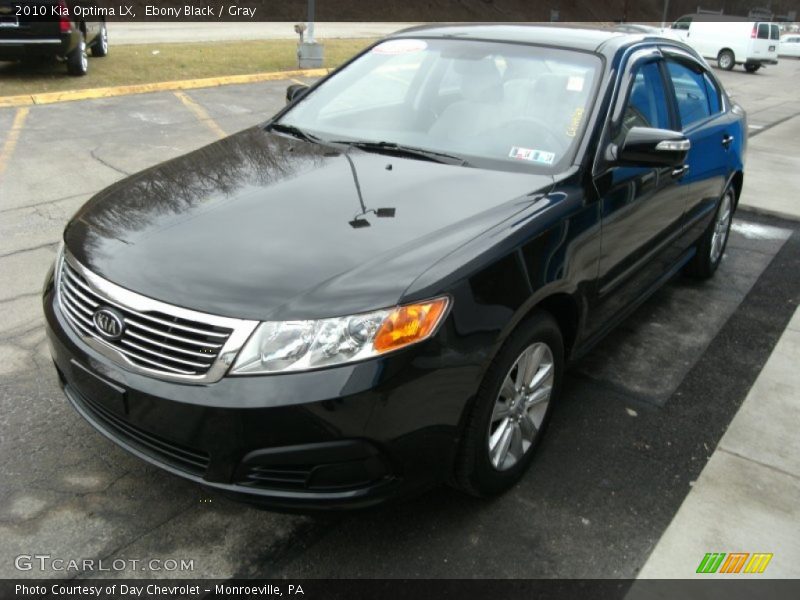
[278,38,602,172]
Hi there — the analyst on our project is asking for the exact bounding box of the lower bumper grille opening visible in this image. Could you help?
[240,465,312,491]
[237,456,390,492]
[68,385,210,476]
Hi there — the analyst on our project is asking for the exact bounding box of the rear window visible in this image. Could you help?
[757,23,769,39]
[770,24,780,40]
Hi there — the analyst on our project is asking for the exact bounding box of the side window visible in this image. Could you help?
[615,61,671,144]
[703,73,722,114]
[672,17,692,30]
[666,61,712,129]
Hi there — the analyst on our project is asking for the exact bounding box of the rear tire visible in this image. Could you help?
[744,63,761,73]
[685,185,735,280]
[91,23,108,58]
[67,36,88,76]
[453,311,563,497]
[718,49,735,71]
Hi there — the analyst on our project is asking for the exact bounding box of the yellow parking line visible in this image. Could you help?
[0,95,34,108]
[0,106,29,179]
[174,91,227,140]
[0,68,331,108]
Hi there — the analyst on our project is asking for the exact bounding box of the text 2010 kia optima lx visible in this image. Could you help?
[44,25,746,509]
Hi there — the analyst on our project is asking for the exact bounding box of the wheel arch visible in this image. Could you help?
[530,293,580,361]
[729,170,744,209]
[489,288,583,368]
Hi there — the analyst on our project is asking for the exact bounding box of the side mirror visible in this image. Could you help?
[616,127,690,167]
[286,84,309,105]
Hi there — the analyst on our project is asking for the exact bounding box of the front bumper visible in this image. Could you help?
[43,280,478,510]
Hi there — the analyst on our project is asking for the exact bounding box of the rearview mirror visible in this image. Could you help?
[617,127,690,167]
[286,84,310,105]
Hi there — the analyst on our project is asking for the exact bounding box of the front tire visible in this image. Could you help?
[67,35,88,76]
[454,311,564,497]
[718,49,735,71]
[685,185,735,280]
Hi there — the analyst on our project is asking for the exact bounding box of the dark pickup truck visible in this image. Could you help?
[0,0,108,75]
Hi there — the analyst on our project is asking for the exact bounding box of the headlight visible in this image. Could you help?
[45,239,65,295]
[230,296,450,375]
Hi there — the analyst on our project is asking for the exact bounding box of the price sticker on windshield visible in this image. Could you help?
[509,147,556,165]
[372,39,428,55]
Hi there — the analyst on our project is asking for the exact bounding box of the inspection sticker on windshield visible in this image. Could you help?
[509,147,556,165]
[372,39,428,55]
[566,76,585,92]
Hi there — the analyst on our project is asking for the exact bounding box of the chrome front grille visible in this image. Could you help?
[56,252,258,384]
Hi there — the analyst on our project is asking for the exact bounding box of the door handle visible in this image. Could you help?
[672,164,690,178]
[722,134,734,148]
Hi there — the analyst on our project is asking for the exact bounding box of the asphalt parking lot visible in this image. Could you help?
[1,57,799,579]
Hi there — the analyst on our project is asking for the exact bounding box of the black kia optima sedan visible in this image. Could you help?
[43,25,746,509]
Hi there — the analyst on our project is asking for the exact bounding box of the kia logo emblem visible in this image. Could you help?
[93,308,125,341]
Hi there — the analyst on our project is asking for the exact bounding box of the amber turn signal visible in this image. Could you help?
[373,297,449,354]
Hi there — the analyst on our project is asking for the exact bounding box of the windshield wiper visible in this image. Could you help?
[269,122,321,143]
[332,140,470,166]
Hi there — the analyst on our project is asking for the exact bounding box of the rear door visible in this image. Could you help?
[768,24,781,60]
[663,52,734,247]
[750,22,779,61]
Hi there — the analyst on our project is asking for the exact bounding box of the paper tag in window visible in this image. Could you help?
[372,39,427,55]
[566,76,585,92]
[509,147,556,165]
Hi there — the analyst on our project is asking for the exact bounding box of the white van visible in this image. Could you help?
[665,15,780,72]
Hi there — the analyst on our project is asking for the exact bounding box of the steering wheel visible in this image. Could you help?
[420,106,440,128]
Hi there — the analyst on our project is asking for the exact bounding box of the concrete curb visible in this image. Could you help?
[0,68,329,108]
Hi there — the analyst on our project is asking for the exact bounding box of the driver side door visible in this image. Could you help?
[585,55,689,339]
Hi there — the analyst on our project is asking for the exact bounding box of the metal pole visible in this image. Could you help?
[308,0,315,44]
[661,0,670,28]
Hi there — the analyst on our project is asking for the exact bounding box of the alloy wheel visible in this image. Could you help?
[710,191,732,264]
[79,39,88,71]
[487,342,554,471]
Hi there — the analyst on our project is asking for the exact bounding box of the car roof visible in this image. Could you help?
[391,23,669,55]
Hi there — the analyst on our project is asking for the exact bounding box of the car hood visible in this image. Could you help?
[65,127,553,321]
